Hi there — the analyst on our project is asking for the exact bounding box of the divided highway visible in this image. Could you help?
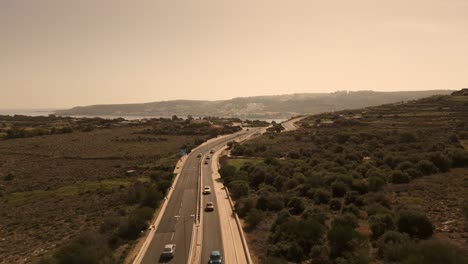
[135,128,261,264]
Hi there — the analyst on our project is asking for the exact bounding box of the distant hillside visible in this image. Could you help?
[55,90,453,119]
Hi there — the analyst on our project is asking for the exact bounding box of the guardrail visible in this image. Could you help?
[224,187,253,264]
[187,156,203,264]
[216,146,253,264]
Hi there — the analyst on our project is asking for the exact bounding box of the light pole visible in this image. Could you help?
[174,214,195,264]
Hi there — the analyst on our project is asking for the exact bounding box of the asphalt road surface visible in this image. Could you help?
[140,129,255,264]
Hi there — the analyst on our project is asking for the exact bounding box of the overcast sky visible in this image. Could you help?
[1,0,467,109]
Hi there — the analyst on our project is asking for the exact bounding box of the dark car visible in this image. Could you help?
[209,250,222,264]
[205,202,214,212]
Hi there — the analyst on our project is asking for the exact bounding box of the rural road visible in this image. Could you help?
[136,128,262,264]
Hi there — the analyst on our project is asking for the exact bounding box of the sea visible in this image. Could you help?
[0,109,285,123]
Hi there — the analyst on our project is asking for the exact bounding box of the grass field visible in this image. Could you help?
[226,158,263,170]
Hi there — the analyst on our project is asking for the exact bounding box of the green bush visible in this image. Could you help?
[369,213,395,239]
[332,181,348,197]
[376,231,411,262]
[228,180,250,199]
[287,197,305,215]
[416,160,438,175]
[450,149,468,167]
[429,152,452,172]
[397,210,433,239]
[402,240,468,264]
[368,177,385,192]
[315,188,331,204]
[330,199,342,211]
[118,207,154,240]
[54,232,111,264]
[246,208,264,229]
[391,170,410,184]
[328,222,360,258]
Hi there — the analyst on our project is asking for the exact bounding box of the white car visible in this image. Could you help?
[203,186,211,194]
[210,149,215,154]
[161,244,176,258]
[206,155,211,160]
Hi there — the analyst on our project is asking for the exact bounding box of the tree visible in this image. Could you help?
[246,208,264,229]
[397,210,434,239]
[228,180,249,199]
[328,222,360,258]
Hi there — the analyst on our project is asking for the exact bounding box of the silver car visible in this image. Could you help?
[161,244,176,259]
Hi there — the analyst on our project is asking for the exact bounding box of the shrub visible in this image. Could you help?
[391,170,410,184]
[397,210,434,239]
[118,207,153,240]
[416,160,438,175]
[287,197,305,215]
[328,222,360,258]
[228,180,250,199]
[314,189,331,204]
[367,203,391,216]
[246,208,264,229]
[3,173,14,181]
[257,193,284,211]
[376,231,411,262]
[333,213,358,229]
[399,132,417,143]
[450,149,468,167]
[402,240,468,264]
[429,152,452,172]
[330,199,342,211]
[369,213,395,239]
[368,177,385,192]
[234,197,255,217]
[344,191,360,205]
[332,181,348,197]
[54,232,111,264]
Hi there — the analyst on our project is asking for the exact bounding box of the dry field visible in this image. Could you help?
[0,126,198,263]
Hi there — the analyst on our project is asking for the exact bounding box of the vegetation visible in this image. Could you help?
[219,91,468,263]
[0,116,240,263]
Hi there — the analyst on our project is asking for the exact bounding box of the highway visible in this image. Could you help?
[281,116,306,132]
[138,128,259,264]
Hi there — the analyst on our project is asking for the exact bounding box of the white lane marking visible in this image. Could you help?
[171,232,175,241]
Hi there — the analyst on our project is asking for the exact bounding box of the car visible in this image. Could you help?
[206,155,211,160]
[204,160,209,165]
[210,149,215,154]
[197,153,202,158]
[203,186,211,194]
[209,250,222,264]
[205,202,214,211]
[161,244,176,259]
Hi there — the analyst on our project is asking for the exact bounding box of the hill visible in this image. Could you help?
[219,90,468,263]
[55,90,453,119]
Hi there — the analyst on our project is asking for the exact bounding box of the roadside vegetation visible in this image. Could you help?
[220,90,468,263]
[0,116,240,263]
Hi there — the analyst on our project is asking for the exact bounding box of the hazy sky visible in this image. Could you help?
[1,0,467,108]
